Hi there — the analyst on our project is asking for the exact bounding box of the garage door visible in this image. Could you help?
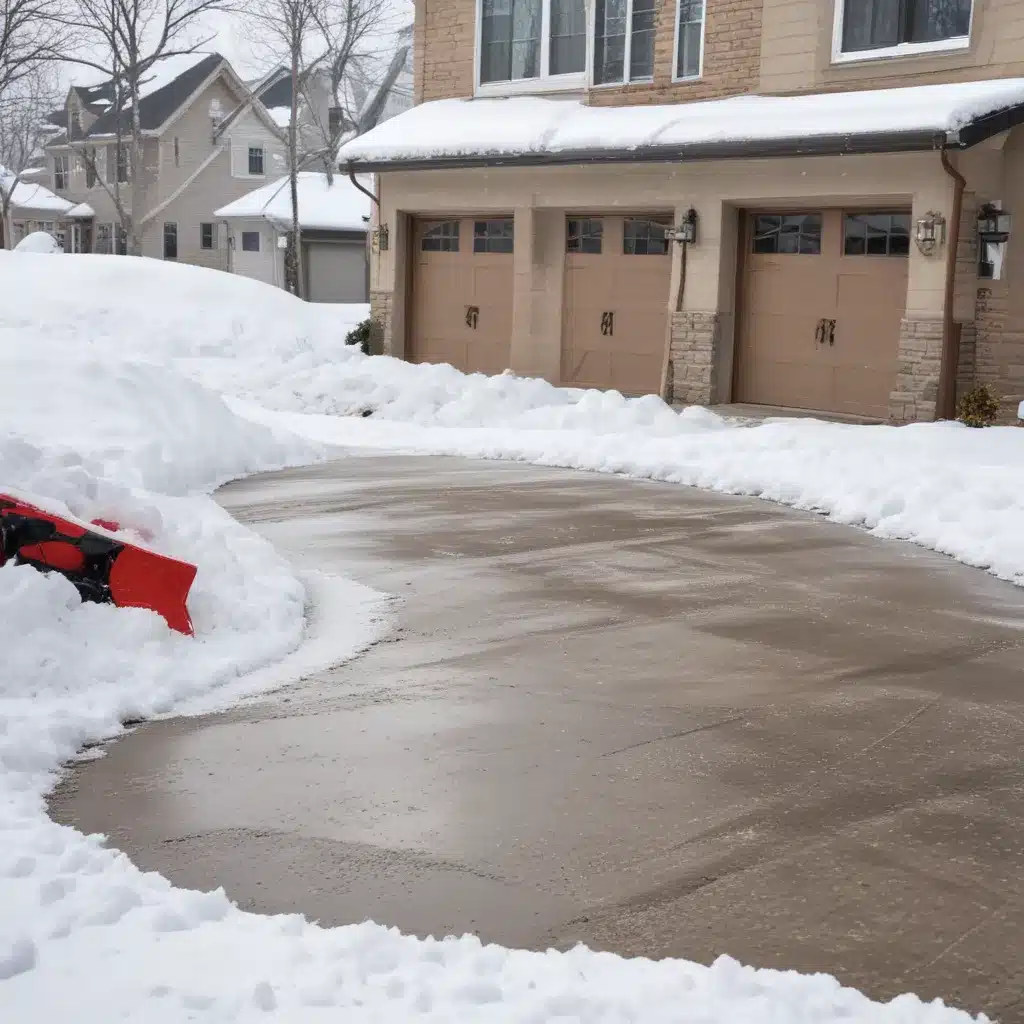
[409,217,513,375]
[736,209,909,419]
[562,215,671,395]
[303,241,367,303]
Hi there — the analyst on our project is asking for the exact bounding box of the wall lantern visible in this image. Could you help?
[373,223,390,252]
[914,211,946,256]
[671,207,698,246]
[977,203,1012,244]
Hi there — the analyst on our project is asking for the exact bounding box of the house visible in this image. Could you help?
[356,23,415,134]
[339,0,1024,425]
[39,53,287,265]
[214,171,370,302]
[3,169,73,247]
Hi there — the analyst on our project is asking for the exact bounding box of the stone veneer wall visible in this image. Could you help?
[888,318,944,424]
[369,290,394,357]
[668,311,721,406]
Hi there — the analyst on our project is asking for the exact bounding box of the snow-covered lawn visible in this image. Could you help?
[1,251,1016,1022]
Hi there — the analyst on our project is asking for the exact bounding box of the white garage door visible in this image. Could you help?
[304,241,367,304]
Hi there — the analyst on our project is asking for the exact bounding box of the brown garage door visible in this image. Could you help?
[409,217,513,376]
[736,209,909,419]
[562,215,672,395]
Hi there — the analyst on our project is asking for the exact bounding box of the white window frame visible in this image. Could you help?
[672,0,706,81]
[588,0,657,89]
[247,145,266,176]
[831,0,974,65]
[474,0,587,97]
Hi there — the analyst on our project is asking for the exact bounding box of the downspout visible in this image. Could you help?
[938,146,967,420]
[346,163,379,209]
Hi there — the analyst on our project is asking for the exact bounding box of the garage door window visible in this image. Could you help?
[421,220,460,252]
[843,212,910,256]
[566,217,603,253]
[623,217,669,255]
[474,218,514,253]
[753,214,822,255]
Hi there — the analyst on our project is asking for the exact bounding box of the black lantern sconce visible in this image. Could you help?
[672,207,698,246]
[977,203,1012,244]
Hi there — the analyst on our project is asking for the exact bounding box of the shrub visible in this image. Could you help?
[345,317,374,355]
[956,384,1001,428]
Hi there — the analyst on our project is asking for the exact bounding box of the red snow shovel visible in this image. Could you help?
[0,494,197,635]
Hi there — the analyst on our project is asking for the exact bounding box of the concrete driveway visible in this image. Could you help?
[51,454,1024,1021]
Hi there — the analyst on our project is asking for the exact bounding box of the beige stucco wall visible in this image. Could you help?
[373,150,956,398]
[760,0,1024,94]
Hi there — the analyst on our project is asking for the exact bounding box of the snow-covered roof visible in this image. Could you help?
[339,78,1024,169]
[214,171,371,232]
[0,168,73,214]
[267,106,291,128]
[67,203,95,218]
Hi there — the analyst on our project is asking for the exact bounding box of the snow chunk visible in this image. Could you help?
[340,78,1024,165]
[14,231,62,253]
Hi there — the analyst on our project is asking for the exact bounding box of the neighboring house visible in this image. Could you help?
[40,53,287,266]
[215,171,370,302]
[356,23,414,134]
[253,66,341,171]
[2,169,72,247]
[340,0,1024,424]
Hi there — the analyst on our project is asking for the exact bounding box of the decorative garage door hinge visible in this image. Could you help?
[601,311,614,336]
[466,305,479,329]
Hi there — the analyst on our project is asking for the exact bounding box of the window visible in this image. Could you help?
[84,151,97,189]
[474,218,515,253]
[105,145,129,183]
[594,0,656,85]
[752,214,822,255]
[675,0,705,79]
[53,155,68,191]
[163,221,178,259]
[248,146,265,175]
[836,0,973,59]
[174,137,180,167]
[200,222,217,250]
[115,224,127,255]
[421,220,460,252]
[56,231,66,251]
[623,217,669,255]
[566,217,603,253]
[241,230,261,252]
[117,145,129,183]
[843,212,910,256]
[479,0,586,88]
[95,223,112,254]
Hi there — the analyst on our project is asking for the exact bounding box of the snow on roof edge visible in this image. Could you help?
[339,77,1024,167]
[214,172,371,233]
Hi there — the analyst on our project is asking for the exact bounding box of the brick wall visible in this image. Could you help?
[415,0,762,106]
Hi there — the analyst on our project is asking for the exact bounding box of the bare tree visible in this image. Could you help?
[244,0,392,296]
[52,0,233,254]
[1,0,67,98]
[0,67,58,248]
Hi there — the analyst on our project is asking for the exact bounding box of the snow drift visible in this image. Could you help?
[0,251,1003,1021]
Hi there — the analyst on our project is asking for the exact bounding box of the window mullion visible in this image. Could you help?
[897,0,913,45]
[540,0,550,78]
[623,0,633,83]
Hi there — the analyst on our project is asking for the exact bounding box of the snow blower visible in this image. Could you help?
[0,494,196,635]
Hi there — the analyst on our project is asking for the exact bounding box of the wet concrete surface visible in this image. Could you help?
[51,455,1024,1020]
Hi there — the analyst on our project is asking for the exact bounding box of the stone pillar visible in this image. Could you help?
[888,318,944,423]
[669,311,721,406]
[368,290,394,356]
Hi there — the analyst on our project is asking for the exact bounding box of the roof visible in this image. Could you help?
[67,203,95,218]
[0,167,73,214]
[356,29,414,134]
[214,171,371,232]
[339,77,1024,171]
[257,73,292,111]
[72,53,223,139]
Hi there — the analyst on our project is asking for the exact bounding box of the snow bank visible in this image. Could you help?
[339,78,1024,166]
[13,231,62,253]
[0,252,1001,1021]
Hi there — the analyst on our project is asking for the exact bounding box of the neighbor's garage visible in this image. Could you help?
[409,217,514,375]
[303,235,368,304]
[562,215,672,395]
[735,209,910,420]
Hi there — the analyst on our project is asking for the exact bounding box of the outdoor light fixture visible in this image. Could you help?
[374,223,390,251]
[914,211,946,256]
[977,203,1012,244]
[672,207,698,246]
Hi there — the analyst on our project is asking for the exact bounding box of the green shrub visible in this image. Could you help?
[345,317,375,355]
[956,384,1001,428]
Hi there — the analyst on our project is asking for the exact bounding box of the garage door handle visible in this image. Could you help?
[827,319,836,346]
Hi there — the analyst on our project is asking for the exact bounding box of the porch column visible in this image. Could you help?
[508,206,563,383]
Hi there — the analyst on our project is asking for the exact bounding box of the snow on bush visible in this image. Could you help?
[0,252,1000,1021]
[13,231,62,253]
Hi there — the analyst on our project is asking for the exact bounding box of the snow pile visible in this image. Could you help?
[215,171,371,232]
[14,231,62,253]
[339,78,1024,166]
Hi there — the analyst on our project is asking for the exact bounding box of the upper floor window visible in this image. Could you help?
[675,0,705,79]
[594,0,656,85]
[479,0,586,89]
[53,155,68,191]
[248,146,265,175]
[836,0,973,60]
[84,150,98,189]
